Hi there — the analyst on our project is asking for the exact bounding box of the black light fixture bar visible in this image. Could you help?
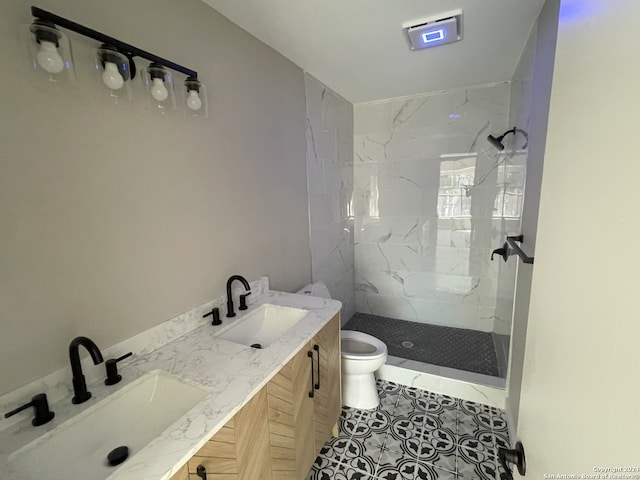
[31,6,198,78]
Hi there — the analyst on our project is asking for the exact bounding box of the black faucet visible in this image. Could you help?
[69,336,104,404]
[226,275,251,318]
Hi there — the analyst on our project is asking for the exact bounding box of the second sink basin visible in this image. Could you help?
[217,303,308,348]
[7,370,208,480]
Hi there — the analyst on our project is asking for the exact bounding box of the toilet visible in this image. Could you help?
[296,282,388,410]
[340,330,387,409]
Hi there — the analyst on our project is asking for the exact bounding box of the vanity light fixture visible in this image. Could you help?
[97,45,132,90]
[26,19,76,87]
[142,63,176,112]
[149,67,169,101]
[26,6,207,116]
[184,76,208,118]
[33,23,64,73]
[95,44,135,103]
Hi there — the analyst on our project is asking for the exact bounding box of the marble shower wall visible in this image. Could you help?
[304,74,355,323]
[353,83,523,332]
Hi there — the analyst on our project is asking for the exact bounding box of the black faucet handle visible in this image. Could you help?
[239,292,252,311]
[4,393,55,426]
[203,307,221,325]
[104,352,133,386]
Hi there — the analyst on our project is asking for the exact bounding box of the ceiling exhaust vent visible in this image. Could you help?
[403,10,463,50]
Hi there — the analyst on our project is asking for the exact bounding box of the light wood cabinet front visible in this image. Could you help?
[267,342,316,479]
[311,313,342,453]
[266,312,341,477]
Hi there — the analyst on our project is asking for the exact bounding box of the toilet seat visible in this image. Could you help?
[341,330,387,361]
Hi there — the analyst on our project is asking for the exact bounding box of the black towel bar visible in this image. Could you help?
[506,234,534,264]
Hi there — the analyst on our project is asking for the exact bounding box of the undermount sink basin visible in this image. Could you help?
[216,303,308,348]
[7,370,208,480]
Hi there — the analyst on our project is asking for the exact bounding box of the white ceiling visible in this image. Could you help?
[202,0,546,103]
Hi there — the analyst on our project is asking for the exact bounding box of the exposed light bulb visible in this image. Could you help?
[186,90,202,111]
[150,78,168,101]
[102,62,124,90]
[36,40,64,74]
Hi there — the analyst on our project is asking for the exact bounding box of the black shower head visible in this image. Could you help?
[487,127,529,151]
[487,134,506,151]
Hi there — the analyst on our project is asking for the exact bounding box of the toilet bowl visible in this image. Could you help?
[296,282,388,410]
[341,330,387,409]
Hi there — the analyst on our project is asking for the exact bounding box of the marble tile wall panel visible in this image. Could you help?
[305,74,355,323]
[354,83,518,332]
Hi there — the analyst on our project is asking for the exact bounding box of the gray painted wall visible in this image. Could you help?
[0,0,311,394]
[518,0,640,469]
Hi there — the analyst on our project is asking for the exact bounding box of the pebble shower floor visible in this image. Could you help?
[306,380,510,480]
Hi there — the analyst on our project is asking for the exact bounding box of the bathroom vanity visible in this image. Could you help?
[169,313,340,479]
[0,287,342,480]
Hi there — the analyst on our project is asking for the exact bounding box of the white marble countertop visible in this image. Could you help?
[0,290,342,480]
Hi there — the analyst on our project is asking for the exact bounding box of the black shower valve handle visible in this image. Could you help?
[491,242,510,262]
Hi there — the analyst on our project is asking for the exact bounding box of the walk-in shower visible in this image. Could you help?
[347,81,527,385]
[304,68,532,389]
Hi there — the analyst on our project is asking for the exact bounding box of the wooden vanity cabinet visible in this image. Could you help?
[170,313,341,480]
[266,341,316,479]
[310,313,341,452]
[266,313,341,478]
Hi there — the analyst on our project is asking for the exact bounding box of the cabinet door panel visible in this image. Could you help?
[190,475,238,480]
[169,465,189,480]
[234,387,272,480]
[188,423,238,476]
[312,313,342,452]
[268,407,294,427]
[195,440,236,458]
[292,344,316,478]
[269,433,295,450]
[267,342,316,479]
[189,457,238,474]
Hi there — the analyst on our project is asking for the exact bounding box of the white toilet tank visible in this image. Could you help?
[296,282,331,299]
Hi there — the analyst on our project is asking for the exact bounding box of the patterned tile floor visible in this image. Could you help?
[306,380,510,480]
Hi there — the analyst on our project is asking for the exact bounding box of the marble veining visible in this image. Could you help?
[0,283,341,480]
[354,82,524,333]
[305,73,355,324]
